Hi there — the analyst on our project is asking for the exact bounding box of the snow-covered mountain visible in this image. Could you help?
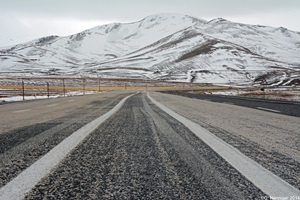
[1,13,300,85]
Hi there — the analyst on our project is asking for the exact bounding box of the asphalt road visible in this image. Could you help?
[162,91,300,117]
[0,91,131,187]
[151,92,300,191]
[1,91,299,199]
[24,93,265,199]
[0,91,131,134]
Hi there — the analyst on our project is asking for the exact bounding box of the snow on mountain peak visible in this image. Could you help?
[0,13,299,86]
[207,18,230,24]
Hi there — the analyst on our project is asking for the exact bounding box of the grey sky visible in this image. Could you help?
[1,0,300,46]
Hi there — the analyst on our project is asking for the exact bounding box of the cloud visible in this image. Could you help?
[1,0,300,20]
[0,15,110,46]
[0,0,299,46]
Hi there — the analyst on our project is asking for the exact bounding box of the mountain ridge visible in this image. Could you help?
[1,13,299,85]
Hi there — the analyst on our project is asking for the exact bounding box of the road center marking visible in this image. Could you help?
[68,99,74,102]
[0,94,134,200]
[47,103,58,107]
[222,102,235,105]
[256,107,281,113]
[148,92,300,197]
[12,109,31,113]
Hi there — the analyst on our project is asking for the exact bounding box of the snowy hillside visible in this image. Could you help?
[0,13,300,85]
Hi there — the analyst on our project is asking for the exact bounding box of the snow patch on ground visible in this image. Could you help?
[206,90,245,96]
[0,91,98,102]
[208,88,300,102]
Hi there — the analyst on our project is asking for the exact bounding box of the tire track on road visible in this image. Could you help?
[24,93,266,199]
[0,94,129,188]
[148,92,300,197]
[152,91,300,191]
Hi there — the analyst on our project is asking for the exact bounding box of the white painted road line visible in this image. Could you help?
[222,102,235,105]
[68,99,75,102]
[12,109,31,113]
[0,94,134,200]
[257,107,281,113]
[148,93,300,198]
[47,103,59,107]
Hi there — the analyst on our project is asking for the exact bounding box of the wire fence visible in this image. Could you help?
[0,77,212,101]
[1,69,299,101]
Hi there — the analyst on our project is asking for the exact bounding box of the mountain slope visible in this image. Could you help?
[1,13,299,85]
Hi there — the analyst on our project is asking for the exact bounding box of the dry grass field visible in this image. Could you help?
[0,76,222,100]
[2,76,298,102]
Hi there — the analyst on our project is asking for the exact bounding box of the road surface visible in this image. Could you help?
[0,91,299,199]
[162,91,300,117]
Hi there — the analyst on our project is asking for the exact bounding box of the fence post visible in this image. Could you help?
[83,78,86,95]
[47,82,50,99]
[98,77,101,92]
[63,79,66,97]
[22,80,25,101]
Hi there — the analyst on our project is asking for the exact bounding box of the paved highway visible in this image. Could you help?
[151,92,300,189]
[163,91,300,117]
[1,91,299,199]
[0,91,131,134]
[0,91,131,186]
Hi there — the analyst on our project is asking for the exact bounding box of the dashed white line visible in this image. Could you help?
[148,92,300,198]
[222,102,235,105]
[68,99,75,102]
[47,103,59,107]
[12,109,31,113]
[256,107,281,113]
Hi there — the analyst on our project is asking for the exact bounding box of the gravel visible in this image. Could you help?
[150,91,300,190]
[0,93,128,187]
[25,93,266,199]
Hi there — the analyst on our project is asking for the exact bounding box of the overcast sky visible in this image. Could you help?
[1,0,300,46]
